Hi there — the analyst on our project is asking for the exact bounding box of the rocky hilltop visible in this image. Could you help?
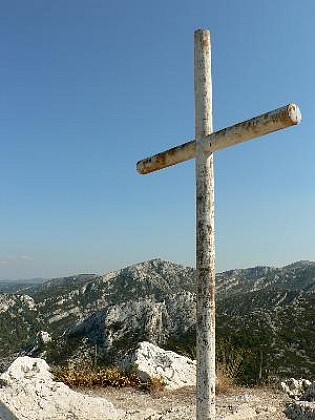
[0,259,315,384]
[0,353,292,420]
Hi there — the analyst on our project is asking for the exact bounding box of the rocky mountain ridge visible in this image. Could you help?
[0,258,315,383]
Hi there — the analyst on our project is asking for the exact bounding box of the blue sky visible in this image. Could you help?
[0,0,314,279]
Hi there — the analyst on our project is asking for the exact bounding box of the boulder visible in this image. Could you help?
[122,341,196,390]
[280,378,312,400]
[0,356,120,420]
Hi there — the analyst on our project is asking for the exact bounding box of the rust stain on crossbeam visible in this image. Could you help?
[137,103,301,175]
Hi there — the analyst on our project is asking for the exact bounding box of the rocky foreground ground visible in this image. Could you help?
[84,385,292,420]
[1,349,315,419]
[0,355,293,420]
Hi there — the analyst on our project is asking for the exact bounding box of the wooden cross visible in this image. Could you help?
[136,29,301,420]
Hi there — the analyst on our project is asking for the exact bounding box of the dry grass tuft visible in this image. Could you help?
[216,341,244,394]
[216,367,238,394]
[147,376,167,395]
[54,366,166,393]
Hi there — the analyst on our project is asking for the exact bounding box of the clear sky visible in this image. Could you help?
[0,0,314,279]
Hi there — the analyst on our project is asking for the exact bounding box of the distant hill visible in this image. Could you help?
[0,258,315,384]
[0,278,46,293]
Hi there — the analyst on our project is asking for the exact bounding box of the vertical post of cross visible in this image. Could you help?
[194,29,215,419]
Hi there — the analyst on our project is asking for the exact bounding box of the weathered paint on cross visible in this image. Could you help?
[136,29,301,420]
[194,29,215,420]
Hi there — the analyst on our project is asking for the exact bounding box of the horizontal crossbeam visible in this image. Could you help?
[137,103,301,175]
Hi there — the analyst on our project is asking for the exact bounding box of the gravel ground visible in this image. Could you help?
[81,386,292,419]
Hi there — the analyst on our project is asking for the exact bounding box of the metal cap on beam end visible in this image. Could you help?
[288,103,302,125]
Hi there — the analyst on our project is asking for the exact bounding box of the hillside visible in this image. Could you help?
[0,259,315,384]
[0,278,45,294]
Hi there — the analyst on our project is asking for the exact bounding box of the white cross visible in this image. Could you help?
[136,29,301,420]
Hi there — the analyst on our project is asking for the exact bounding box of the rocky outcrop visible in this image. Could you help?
[281,379,312,400]
[0,353,297,420]
[0,356,120,420]
[122,341,196,390]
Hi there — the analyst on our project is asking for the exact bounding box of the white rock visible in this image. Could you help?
[123,341,196,390]
[0,356,120,420]
[281,378,312,400]
[38,331,52,344]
